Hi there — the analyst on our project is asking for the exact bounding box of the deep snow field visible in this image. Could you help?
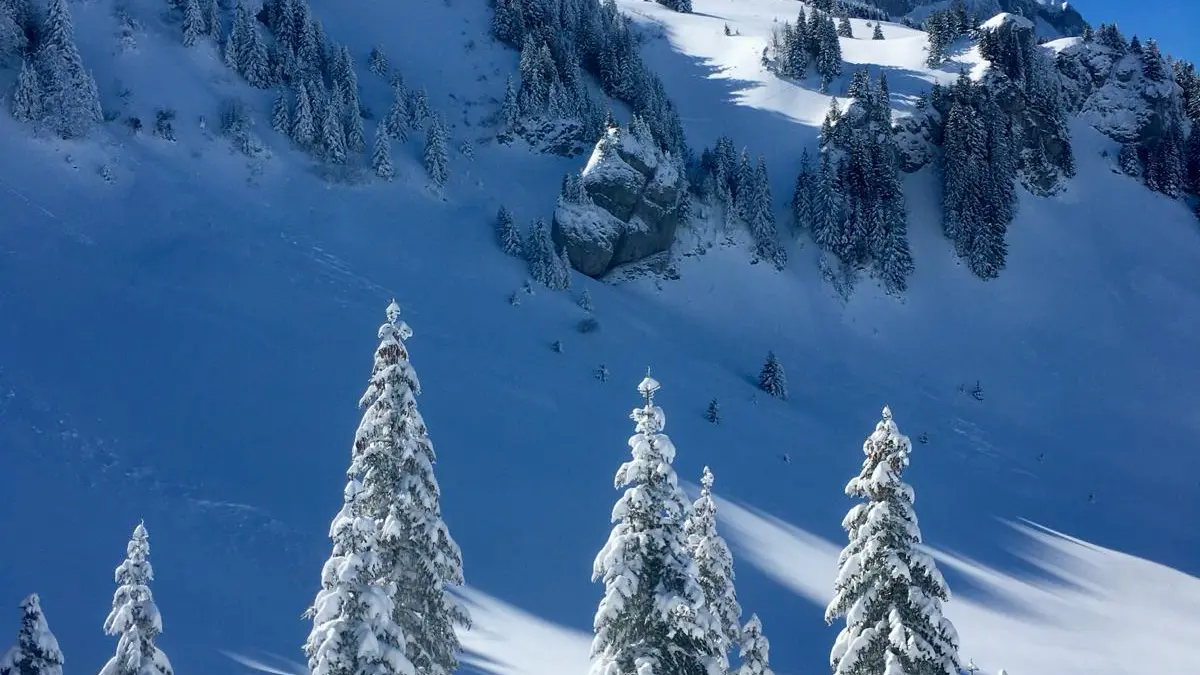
[1,1,1198,675]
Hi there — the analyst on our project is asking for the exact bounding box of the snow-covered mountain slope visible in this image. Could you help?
[1,1,1198,675]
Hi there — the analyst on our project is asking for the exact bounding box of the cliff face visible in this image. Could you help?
[1057,40,1182,146]
[896,13,1076,195]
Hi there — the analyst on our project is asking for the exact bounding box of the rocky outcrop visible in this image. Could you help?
[552,120,685,277]
[1056,38,1181,146]
[896,13,1076,194]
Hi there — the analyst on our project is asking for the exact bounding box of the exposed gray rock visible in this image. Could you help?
[553,121,686,278]
[1058,40,1181,146]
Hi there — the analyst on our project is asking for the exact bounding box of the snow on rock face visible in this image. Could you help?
[979,12,1035,32]
[553,123,684,278]
[1057,42,1181,145]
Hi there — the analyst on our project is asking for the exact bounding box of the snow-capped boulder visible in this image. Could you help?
[553,121,685,277]
[552,201,627,277]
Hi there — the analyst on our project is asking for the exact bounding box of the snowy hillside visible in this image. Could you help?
[1,1,1198,675]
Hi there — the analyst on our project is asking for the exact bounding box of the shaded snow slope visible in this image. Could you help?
[1,2,1198,675]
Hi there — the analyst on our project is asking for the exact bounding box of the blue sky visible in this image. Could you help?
[1073,0,1200,63]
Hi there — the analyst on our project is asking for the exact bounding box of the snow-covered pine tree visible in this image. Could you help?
[385,83,411,143]
[408,88,431,127]
[824,407,961,675]
[816,15,843,92]
[837,16,852,39]
[496,206,522,257]
[704,398,719,424]
[36,0,102,138]
[758,352,787,400]
[941,75,987,262]
[1145,117,1185,197]
[423,114,449,188]
[182,0,204,47]
[872,24,884,40]
[590,375,713,675]
[749,157,785,269]
[11,59,42,123]
[223,2,244,69]
[0,1,28,57]
[734,150,755,221]
[526,218,556,286]
[320,93,347,164]
[271,89,290,135]
[291,81,316,148]
[579,288,593,311]
[372,125,395,181]
[369,45,389,77]
[100,523,173,675]
[847,68,870,100]
[491,0,524,45]
[303,360,412,675]
[500,75,519,140]
[555,247,573,291]
[202,0,221,42]
[234,3,271,88]
[736,615,773,675]
[345,101,366,155]
[684,467,741,664]
[791,150,815,234]
[924,11,950,67]
[812,151,845,253]
[0,595,64,675]
[355,301,470,675]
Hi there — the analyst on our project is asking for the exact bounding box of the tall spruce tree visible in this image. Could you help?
[792,149,815,233]
[526,218,557,287]
[36,0,102,138]
[369,45,389,78]
[372,125,395,180]
[386,83,411,143]
[812,151,845,253]
[291,81,316,147]
[321,93,347,164]
[271,89,290,135]
[941,76,987,260]
[350,301,470,675]
[496,206,522,257]
[758,352,787,400]
[202,0,221,42]
[0,595,64,675]
[736,616,773,675]
[837,16,852,39]
[590,375,713,675]
[11,59,42,123]
[825,407,961,675]
[424,114,449,188]
[735,150,755,221]
[182,0,205,47]
[100,523,173,675]
[749,156,785,269]
[684,467,742,664]
[303,367,412,675]
[816,14,843,92]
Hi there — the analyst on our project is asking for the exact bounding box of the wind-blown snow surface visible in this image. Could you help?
[1,1,1198,675]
